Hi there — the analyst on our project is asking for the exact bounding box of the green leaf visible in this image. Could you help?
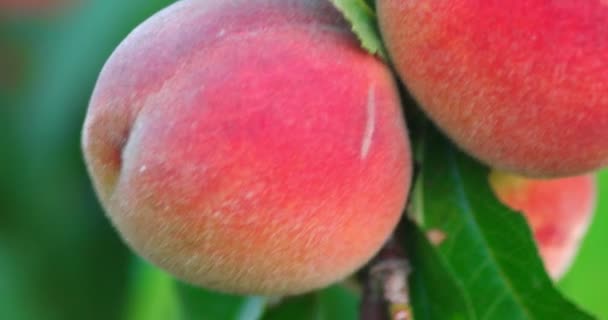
[262,285,359,320]
[400,221,472,320]
[559,169,608,318]
[126,259,266,320]
[409,123,595,319]
[176,283,266,320]
[329,0,388,60]
[125,260,181,320]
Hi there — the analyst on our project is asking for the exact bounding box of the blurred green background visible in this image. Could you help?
[0,1,607,319]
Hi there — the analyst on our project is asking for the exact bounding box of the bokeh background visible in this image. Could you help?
[1,1,607,319]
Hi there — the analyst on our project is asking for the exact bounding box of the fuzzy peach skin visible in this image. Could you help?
[82,0,412,295]
[377,0,608,177]
[489,172,596,279]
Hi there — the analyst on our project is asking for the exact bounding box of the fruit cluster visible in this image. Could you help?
[82,0,603,295]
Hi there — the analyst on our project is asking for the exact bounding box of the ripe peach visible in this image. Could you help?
[489,172,596,279]
[82,0,411,295]
[377,0,608,177]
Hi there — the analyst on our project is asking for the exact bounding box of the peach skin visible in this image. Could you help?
[378,0,608,177]
[490,171,596,279]
[82,0,412,295]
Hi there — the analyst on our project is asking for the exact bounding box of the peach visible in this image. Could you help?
[82,0,411,295]
[377,0,608,177]
[489,171,596,279]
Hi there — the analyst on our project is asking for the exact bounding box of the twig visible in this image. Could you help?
[360,237,413,320]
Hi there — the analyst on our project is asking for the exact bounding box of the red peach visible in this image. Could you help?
[489,171,596,279]
[82,0,412,295]
[378,0,608,177]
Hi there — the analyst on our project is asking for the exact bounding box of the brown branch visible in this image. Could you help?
[360,237,413,320]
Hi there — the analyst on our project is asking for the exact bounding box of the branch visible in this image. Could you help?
[360,237,413,320]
